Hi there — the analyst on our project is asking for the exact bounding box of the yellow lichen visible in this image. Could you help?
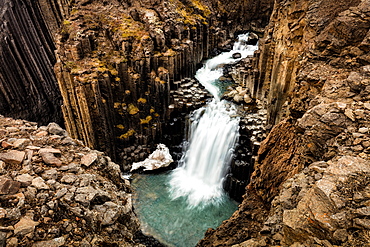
[108,14,148,40]
[119,129,136,139]
[137,98,147,104]
[109,68,118,76]
[127,104,139,115]
[191,0,212,16]
[63,20,71,26]
[116,124,125,130]
[140,116,153,124]
[114,102,123,109]
[150,108,155,113]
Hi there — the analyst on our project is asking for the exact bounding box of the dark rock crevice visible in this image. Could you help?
[0,0,64,125]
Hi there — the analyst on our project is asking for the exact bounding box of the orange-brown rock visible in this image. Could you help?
[201,0,370,245]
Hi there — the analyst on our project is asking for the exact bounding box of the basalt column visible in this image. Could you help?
[54,0,225,165]
[0,0,67,125]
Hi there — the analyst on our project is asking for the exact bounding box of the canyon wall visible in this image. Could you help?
[52,0,274,165]
[0,0,66,125]
[0,0,274,166]
[200,0,370,246]
[5,0,369,245]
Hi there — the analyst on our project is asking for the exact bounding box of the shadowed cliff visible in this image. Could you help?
[0,0,64,125]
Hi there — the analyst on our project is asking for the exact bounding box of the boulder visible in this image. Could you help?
[0,177,21,195]
[81,153,98,167]
[47,123,68,136]
[14,216,39,236]
[247,32,259,45]
[232,53,242,59]
[15,174,33,187]
[0,150,25,166]
[39,148,62,167]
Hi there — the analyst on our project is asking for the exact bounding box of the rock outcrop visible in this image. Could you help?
[0,0,64,125]
[52,0,274,165]
[0,0,274,167]
[0,115,157,246]
[200,0,370,246]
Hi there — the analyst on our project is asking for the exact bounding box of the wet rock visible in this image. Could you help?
[131,144,173,172]
[232,53,242,59]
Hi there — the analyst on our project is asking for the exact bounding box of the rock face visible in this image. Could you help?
[0,115,149,246]
[258,0,365,126]
[0,0,64,125]
[0,0,274,167]
[200,0,370,246]
[52,0,274,165]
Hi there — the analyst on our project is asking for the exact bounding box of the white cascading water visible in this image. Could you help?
[169,33,258,207]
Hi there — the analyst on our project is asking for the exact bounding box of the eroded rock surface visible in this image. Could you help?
[200,0,370,246]
[53,0,274,167]
[0,115,149,246]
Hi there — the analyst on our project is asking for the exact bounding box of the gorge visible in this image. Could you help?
[1,0,370,246]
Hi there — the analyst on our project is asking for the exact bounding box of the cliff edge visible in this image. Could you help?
[0,115,159,246]
[199,0,370,246]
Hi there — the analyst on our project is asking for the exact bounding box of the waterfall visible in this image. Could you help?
[169,33,258,207]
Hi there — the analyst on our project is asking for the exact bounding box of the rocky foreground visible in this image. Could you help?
[0,116,161,246]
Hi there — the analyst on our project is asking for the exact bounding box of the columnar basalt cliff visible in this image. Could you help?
[52,0,274,165]
[0,0,65,125]
[0,0,274,166]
